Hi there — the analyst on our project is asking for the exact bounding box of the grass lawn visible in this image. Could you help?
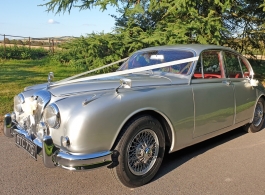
[1,58,265,123]
[0,58,83,122]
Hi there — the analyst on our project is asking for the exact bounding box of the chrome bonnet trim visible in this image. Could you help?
[33,90,51,107]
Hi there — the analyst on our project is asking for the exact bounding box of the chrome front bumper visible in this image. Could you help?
[4,114,112,171]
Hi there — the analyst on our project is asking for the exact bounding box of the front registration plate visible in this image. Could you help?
[15,134,37,160]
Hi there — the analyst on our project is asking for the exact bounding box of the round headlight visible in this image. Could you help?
[14,94,25,113]
[44,103,60,129]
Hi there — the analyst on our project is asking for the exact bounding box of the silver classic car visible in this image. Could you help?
[4,44,265,187]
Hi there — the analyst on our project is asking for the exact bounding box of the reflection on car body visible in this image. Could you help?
[4,44,265,187]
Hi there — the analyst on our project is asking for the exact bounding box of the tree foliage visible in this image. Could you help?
[52,33,126,70]
[42,0,265,69]
[41,0,118,13]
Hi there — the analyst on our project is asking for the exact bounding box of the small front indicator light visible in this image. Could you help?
[62,136,70,147]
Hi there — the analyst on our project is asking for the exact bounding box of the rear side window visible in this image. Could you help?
[223,52,243,78]
[239,57,251,78]
[223,51,251,78]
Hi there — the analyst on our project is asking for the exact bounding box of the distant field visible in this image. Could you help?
[0,43,60,50]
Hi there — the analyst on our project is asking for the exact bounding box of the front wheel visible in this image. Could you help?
[110,115,165,187]
[246,98,265,133]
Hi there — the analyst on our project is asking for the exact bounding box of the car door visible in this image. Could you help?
[222,51,257,124]
[191,50,235,138]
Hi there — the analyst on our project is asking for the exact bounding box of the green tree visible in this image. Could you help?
[42,0,265,65]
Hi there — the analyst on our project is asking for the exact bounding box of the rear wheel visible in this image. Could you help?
[110,115,165,187]
[246,98,265,133]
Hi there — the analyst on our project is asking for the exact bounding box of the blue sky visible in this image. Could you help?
[0,0,117,38]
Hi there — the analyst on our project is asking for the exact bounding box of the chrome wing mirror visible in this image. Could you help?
[116,78,132,93]
[246,76,259,87]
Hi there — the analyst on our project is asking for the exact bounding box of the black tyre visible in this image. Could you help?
[246,98,265,133]
[110,115,165,187]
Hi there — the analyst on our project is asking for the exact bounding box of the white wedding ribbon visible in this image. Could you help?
[51,56,199,87]
[58,57,129,83]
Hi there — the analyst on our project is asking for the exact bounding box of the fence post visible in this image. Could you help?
[49,38,51,52]
[3,34,6,58]
[52,39,54,54]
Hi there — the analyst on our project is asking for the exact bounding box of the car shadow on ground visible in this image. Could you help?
[152,126,258,182]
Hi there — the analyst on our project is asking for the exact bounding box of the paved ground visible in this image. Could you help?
[1,125,265,195]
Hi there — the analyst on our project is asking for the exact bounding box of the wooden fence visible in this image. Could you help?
[0,34,68,54]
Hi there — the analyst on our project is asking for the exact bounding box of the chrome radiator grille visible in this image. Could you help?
[17,90,51,135]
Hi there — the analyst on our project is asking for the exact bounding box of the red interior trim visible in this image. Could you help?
[193,73,221,79]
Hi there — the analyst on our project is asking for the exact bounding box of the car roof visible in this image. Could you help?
[137,44,238,56]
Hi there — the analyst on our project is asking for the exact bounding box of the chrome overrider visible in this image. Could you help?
[4,114,112,171]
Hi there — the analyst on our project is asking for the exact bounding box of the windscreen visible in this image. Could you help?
[118,49,194,75]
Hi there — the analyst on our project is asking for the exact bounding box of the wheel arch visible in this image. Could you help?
[110,109,175,153]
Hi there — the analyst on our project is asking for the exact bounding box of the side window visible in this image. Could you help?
[193,50,223,79]
[223,52,243,78]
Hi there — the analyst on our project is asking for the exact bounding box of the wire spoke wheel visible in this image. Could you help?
[110,115,165,187]
[253,101,264,127]
[246,98,265,133]
[127,129,159,176]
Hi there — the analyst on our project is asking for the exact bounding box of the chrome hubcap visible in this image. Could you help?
[253,102,264,127]
[127,129,159,176]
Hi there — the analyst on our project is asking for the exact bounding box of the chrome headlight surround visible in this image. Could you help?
[43,103,60,129]
[14,93,25,113]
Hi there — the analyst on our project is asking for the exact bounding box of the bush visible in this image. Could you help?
[10,39,17,44]
[52,33,132,70]
[17,40,24,45]
[0,45,49,59]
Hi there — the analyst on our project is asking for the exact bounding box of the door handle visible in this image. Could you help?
[222,80,231,86]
